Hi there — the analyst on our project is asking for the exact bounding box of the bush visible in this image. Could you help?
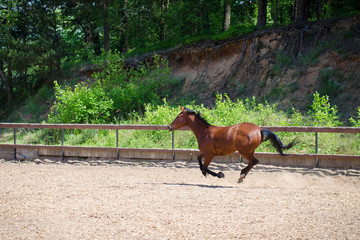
[271,50,292,75]
[349,107,360,127]
[48,81,114,124]
[47,53,180,123]
[308,92,341,127]
[94,53,178,117]
[318,67,344,98]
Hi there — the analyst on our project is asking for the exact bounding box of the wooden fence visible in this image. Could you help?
[0,123,360,168]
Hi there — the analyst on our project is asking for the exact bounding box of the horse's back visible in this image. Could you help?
[207,122,261,156]
[231,122,261,140]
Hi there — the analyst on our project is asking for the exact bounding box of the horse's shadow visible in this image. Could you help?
[138,182,234,189]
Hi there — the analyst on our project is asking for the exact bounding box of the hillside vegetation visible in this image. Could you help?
[125,16,360,121]
[1,1,360,121]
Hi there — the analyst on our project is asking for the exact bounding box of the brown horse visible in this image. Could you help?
[169,107,297,183]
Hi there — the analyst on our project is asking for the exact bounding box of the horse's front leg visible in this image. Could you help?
[197,154,204,172]
[200,154,224,178]
[197,154,211,176]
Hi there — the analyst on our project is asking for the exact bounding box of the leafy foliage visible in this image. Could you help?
[7,93,359,155]
[318,67,344,98]
[47,54,179,123]
[48,81,113,124]
[349,107,360,127]
[271,50,292,75]
[309,92,341,127]
[96,54,178,117]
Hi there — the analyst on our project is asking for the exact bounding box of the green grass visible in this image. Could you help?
[3,94,360,156]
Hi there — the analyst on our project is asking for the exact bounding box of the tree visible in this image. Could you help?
[257,0,267,28]
[294,0,311,23]
[68,1,102,56]
[103,0,110,53]
[316,0,321,20]
[159,0,168,41]
[222,0,232,32]
[0,0,17,107]
[120,0,130,52]
[232,0,256,25]
[273,0,278,27]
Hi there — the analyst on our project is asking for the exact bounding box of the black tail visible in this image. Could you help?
[261,129,298,155]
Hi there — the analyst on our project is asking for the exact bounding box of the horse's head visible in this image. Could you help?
[169,106,192,131]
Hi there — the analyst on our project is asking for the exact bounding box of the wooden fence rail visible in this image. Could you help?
[1,123,360,168]
[1,123,360,133]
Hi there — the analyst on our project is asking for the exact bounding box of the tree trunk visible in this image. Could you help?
[103,0,110,53]
[295,0,310,23]
[84,24,101,56]
[159,0,168,41]
[273,0,278,27]
[84,25,94,46]
[201,1,210,31]
[122,0,129,52]
[2,64,15,107]
[222,0,231,32]
[291,0,297,22]
[257,0,267,28]
[316,0,321,20]
[51,6,61,75]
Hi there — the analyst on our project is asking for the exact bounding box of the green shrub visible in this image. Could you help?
[309,92,341,127]
[212,23,256,41]
[47,53,180,124]
[94,53,178,117]
[271,50,292,75]
[48,80,114,124]
[318,67,344,98]
[349,107,360,127]
[297,45,322,69]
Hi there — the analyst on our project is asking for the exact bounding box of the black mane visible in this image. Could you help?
[185,108,212,126]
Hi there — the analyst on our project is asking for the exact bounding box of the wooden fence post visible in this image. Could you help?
[116,129,119,160]
[13,128,16,160]
[172,131,175,161]
[61,129,64,161]
[315,132,319,167]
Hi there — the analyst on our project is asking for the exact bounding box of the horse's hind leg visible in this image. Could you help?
[238,155,259,183]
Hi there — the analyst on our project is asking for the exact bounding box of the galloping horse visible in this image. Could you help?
[169,107,297,183]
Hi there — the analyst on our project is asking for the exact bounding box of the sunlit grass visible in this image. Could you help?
[2,94,359,155]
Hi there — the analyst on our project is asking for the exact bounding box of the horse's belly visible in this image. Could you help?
[211,127,238,156]
[215,150,236,156]
[214,144,237,156]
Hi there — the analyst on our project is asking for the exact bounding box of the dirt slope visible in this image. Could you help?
[127,16,360,118]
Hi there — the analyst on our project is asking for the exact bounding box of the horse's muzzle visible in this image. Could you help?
[168,125,174,131]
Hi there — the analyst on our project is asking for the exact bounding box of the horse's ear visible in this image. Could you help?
[180,106,185,112]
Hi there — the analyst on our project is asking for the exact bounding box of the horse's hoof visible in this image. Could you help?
[217,172,225,178]
[238,174,246,183]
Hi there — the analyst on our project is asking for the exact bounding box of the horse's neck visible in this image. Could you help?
[187,116,209,141]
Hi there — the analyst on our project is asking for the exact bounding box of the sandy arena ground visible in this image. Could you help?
[0,158,359,240]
